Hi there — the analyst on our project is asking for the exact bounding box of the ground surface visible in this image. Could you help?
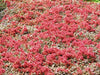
[0,0,100,75]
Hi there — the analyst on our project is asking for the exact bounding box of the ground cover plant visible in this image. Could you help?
[93,0,100,2]
[0,0,6,20]
[0,0,100,75]
[0,0,6,12]
[85,0,100,2]
[85,0,100,3]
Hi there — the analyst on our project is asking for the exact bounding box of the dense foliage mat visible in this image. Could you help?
[0,0,100,75]
[84,0,100,2]
[0,0,6,11]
